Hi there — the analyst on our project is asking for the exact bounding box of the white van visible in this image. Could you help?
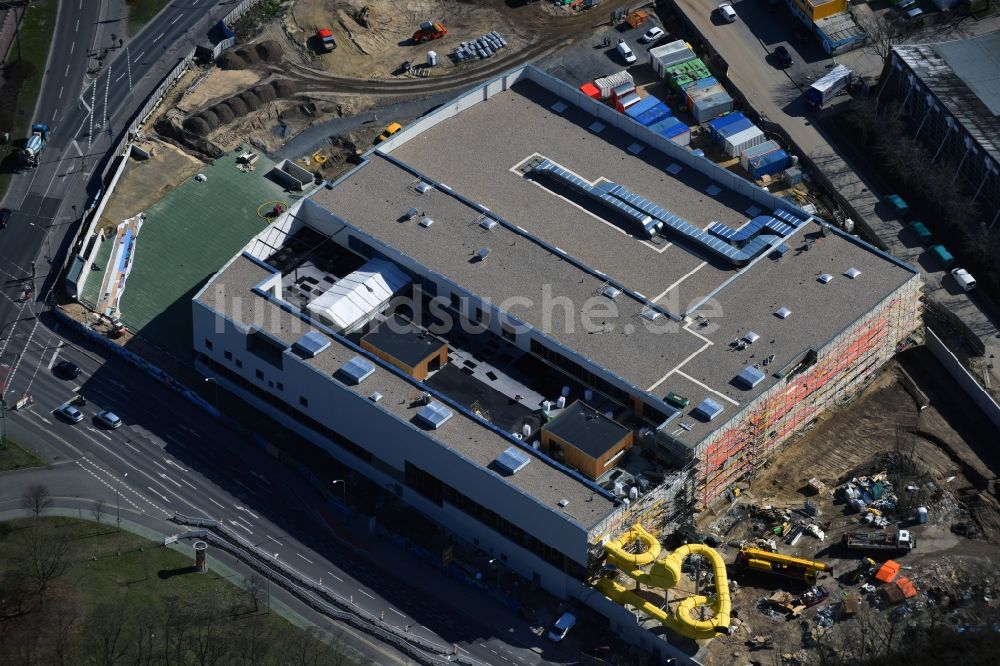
[718,3,738,22]
[617,39,637,64]
[951,268,977,291]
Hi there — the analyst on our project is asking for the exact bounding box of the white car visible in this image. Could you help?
[56,404,84,424]
[951,268,976,291]
[96,410,123,429]
[639,26,665,44]
[547,611,577,642]
[617,39,636,64]
[718,2,738,22]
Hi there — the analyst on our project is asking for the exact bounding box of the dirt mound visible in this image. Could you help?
[212,103,235,125]
[254,40,283,62]
[240,90,262,111]
[235,46,261,65]
[217,52,247,70]
[183,116,211,136]
[226,96,250,117]
[155,117,224,160]
[252,84,277,103]
[271,79,298,97]
[198,109,221,129]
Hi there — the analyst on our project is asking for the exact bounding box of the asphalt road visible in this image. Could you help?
[0,312,580,666]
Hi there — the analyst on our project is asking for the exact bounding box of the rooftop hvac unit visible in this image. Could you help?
[542,400,552,412]
[601,284,621,300]
[844,267,862,279]
[744,331,760,344]
[775,307,791,319]
[818,273,834,283]
[584,389,593,401]
[522,423,532,437]
[556,396,566,409]
[641,308,661,322]
[369,392,383,403]
[419,216,434,228]
[415,181,433,193]
[629,486,639,500]
[557,498,569,508]
[476,247,490,261]
[479,218,498,231]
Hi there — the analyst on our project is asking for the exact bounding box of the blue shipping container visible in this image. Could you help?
[636,102,672,126]
[625,96,660,119]
[707,112,747,140]
[716,117,754,141]
[748,149,791,179]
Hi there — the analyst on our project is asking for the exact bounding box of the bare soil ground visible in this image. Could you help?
[286,0,538,79]
[176,68,262,114]
[697,358,1000,665]
[98,139,204,234]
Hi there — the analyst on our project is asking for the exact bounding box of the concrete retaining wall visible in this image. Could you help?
[926,327,1000,429]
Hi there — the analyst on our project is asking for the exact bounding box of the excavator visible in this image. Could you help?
[595,524,731,640]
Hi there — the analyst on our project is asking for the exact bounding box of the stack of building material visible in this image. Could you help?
[748,149,791,179]
[686,82,733,123]
[624,96,659,120]
[595,71,634,100]
[625,96,671,126]
[740,140,781,170]
[723,124,767,158]
[648,40,696,78]
[664,59,712,93]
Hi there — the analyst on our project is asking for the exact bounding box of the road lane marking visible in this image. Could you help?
[37,415,52,425]
[153,33,164,43]
[389,608,406,618]
[75,19,79,32]
[296,553,314,564]
[165,458,188,472]
[326,571,343,582]
[65,64,69,77]
[152,460,168,471]
[147,486,169,502]
[159,473,182,488]
[170,13,183,25]
[134,49,145,61]
[357,589,375,599]
[228,519,252,534]
[235,505,259,519]
[58,85,63,99]
[208,497,225,509]
[115,73,125,84]
[180,478,197,490]
[52,109,59,121]
[122,440,140,452]
[89,428,112,441]
[70,41,75,55]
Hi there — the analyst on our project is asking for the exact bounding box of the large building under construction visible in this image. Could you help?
[193,65,921,610]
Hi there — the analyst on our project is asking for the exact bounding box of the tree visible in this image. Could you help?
[84,603,127,666]
[20,484,52,519]
[245,573,265,612]
[19,525,71,602]
[91,498,107,531]
[859,14,912,64]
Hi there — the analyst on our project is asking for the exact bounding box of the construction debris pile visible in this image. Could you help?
[452,31,507,62]
[840,471,899,514]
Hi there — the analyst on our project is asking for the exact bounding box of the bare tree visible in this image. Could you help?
[245,573,266,612]
[19,525,71,602]
[84,603,127,666]
[20,484,52,519]
[859,14,913,64]
[91,498,107,531]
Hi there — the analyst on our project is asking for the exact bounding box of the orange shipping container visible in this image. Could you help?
[874,560,900,584]
[580,82,600,99]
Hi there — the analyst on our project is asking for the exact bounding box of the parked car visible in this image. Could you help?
[883,194,909,219]
[639,26,665,43]
[774,45,793,68]
[905,6,925,19]
[951,268,977,291]
[54,360,81,379]
[897,0,917,8]
[547,611,577,642]
[56,404,84,424]
[95,410,123,429]
[718,2,738,22]
[616,39,636,64]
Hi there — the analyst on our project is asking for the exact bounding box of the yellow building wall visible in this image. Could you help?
[794,0,846,20]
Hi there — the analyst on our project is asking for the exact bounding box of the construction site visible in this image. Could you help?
[59,3,1000,665]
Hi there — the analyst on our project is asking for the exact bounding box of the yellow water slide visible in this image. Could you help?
[596,524,731,640]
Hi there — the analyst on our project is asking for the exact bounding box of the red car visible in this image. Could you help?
[799,585,829,608]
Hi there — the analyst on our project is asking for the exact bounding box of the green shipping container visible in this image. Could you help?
[666,392,689,408]
[907,220,932,244]
[928,244,954,269]
[665,58,710,93]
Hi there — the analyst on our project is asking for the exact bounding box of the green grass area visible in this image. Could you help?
[0,0,57,199]
[0,438,45,471]
[117,152,289,357]
[0,517,363,664]
[125,0,172,36]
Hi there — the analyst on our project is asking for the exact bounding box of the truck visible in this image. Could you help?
[804,64,853,109]
[20,123,49,167]
[412,21,447,44]
[843,530,916,552]
[316,28,336,52]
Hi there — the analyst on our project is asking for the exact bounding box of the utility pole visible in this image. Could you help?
[116,472,128,531]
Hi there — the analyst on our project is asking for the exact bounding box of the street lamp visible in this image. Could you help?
[204,377,219,411]
[116,472,128,531]
[331,479,347,522]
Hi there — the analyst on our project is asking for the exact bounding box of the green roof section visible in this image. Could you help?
[116,151,293,356]
[80,235,114,308]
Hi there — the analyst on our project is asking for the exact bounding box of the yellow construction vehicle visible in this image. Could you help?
[735,547,830,585]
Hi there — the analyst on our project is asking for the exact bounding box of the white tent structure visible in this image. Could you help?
[306,258,411,333]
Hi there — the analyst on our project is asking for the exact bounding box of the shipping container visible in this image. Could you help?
[580,82,601,99]
[624,96,660,119]
[595,71,634,99]
[784,165,803,186]
[707,112,746,137]
[749,149,791,179]
[650,117,690,146]
[723,125,766,157]
[740,140,781,170]
[636,102,672,126]
[805,64,853,108]
[687,83,733,123]
[907,220,932,244]
[883,194,909,220]
[615,92,642,112]
[716,117,754,141]
[612,82,636,101]
[648,40,696,78]
[708,113,752,143]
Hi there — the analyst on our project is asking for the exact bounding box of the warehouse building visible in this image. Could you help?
[886,34,1000,228]
[193,65,921,607]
